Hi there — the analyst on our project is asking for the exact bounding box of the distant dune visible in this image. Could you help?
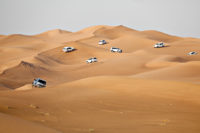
[140,30,182,43]
[0,25,200,133]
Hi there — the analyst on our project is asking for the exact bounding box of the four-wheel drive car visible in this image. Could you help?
[154,42,165,48]
[32,78,46,88]
[188,51,198,55]
[110,47,122,53]
[99,40,107,45]
[86,57,98,63]
[63,47,75,52]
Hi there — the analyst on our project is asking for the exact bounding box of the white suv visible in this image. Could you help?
[154,42,165,48]
[86,57,98,63]
[32,78,46,88]
[110,47,122,53]
[188,51,197,55]
[63,47,75,52]
[98,40,107,45]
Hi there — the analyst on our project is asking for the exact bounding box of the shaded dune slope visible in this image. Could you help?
[0,61,49,89]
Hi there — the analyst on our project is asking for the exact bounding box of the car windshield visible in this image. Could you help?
[64,47,71,49]
[38,80,46,84]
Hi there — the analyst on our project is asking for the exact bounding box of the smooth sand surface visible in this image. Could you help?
[0,25,200,133]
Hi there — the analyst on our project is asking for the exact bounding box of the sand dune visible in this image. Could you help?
[141,30,182,43]
[93,25,139,39]
[77,25,114,35]
[35,29,72,43]
[0,61,49,89]
[0,25,200,133]
[0,35,5,38]
[0,33,64,74]
[145,55,187,68]
[15,84,33,91]
[38,29,72,37]
[135,61,200,81]
[0,112,61,133]
[0,77,200,133]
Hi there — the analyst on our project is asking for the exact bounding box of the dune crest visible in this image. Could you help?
[141,30,182,43]
[15,84,32,91]
[77,25,114,34]
[36,29,71,37]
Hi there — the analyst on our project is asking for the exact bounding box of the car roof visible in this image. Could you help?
[35,78,45,81]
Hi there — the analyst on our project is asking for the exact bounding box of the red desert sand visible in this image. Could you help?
[0,25,200,133]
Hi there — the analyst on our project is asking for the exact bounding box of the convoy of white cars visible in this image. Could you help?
[62,40,123,65]
[34,40,198,88]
